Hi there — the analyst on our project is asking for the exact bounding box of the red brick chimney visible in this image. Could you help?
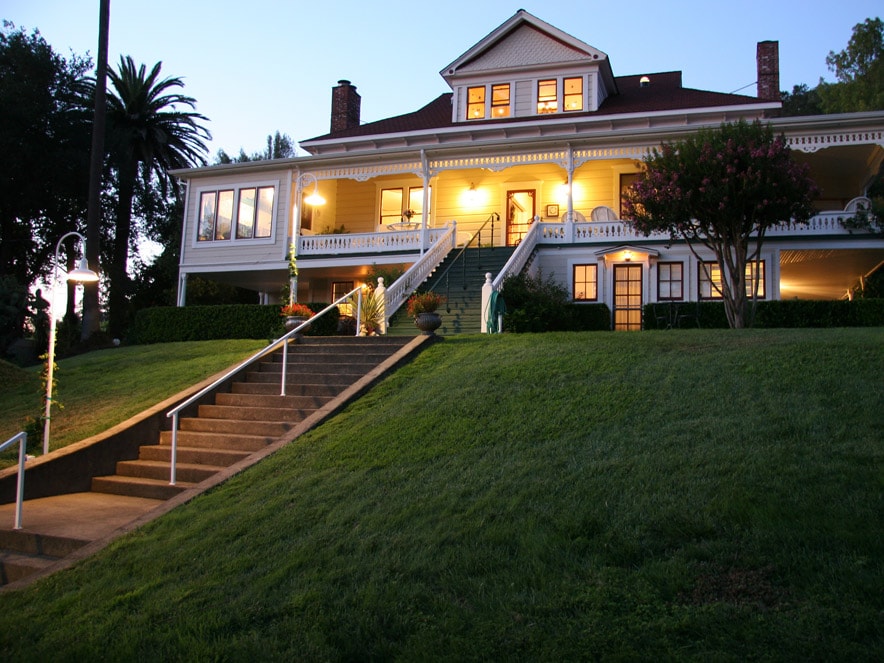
[756,41,780,102]
[330,80,361,133]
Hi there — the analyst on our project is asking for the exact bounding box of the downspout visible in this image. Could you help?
[176,179,191,307]
[421,149,430,255]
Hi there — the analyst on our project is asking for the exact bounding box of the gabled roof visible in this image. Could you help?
[301,71,765,148]
[440,10,611,83]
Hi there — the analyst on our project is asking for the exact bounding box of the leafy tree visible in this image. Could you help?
[623,120,817,329]
[216,131,296,164]
[818,17,883,112]
[104,56,210,337]
[0,23,92,298]
[780,84,823,116]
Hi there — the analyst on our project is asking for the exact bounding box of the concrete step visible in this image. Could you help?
[115,459,224,484]
[244,371,355,386]
[196,404,316,423]
[139,444,252,467]
[231,382,343,398]
[0,550,58,584]
[178,416,292,437]
[214,392,333,410]
[0,528,89,557]
[91,475,194,500]
[158,429,273,451]
[258,358,380,375]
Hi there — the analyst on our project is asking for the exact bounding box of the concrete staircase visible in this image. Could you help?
[388,245,517,335]
[0,336,417,587]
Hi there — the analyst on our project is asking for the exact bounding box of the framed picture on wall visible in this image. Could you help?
[546,204,559,217]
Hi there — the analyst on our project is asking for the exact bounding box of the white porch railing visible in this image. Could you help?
[383,222,458,322]
[493,222,543,289]
[0,431,28,529]
[299,227,449,256]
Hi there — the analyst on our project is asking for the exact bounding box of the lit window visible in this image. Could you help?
[699,261,765,299]
[237,186,274,239]
[573,264,598,301]
[198,192,216,241]
[657,262,683,300]
[491,84,510,117]
[333,281,354,315]
[467,86,485,120]
[564,77,583,111]
[380,186,432,226]
[537,79,557,114]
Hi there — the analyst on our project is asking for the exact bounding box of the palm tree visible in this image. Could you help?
[105,56,210,337]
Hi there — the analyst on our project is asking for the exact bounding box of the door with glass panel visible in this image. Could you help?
[506,190,535,246]
[613,264,643,330]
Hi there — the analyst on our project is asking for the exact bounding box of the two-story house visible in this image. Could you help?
[171,10,884,331]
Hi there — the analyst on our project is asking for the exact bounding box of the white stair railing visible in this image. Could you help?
[0,431,28,529]
[165,287,364,486]
[383,222,457,324]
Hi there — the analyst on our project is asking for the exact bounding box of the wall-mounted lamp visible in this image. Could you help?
[463,182,483,208]
[624,250,633,262]
[300,173,326,206]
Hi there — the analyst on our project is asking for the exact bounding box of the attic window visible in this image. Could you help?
[467,86,485,119]
[640,76,650,87]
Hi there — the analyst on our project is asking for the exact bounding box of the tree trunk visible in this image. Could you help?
[107,171,134,339]
[81,0,110,340]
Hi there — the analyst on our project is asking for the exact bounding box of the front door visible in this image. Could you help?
[506,190,535,246]
[613,264,643,330]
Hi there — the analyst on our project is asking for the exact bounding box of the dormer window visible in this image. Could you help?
[466,83,511,120]
[536,76,584,115]
[538,79,558,114]
[467,86,485,119]
[491,84,511,117]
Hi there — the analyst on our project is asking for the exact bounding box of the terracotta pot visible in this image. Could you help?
[413,311,442,335]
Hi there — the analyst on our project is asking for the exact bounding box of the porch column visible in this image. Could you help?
[420,149,430,254]
[565,145,575,243]
[376,277,387,334]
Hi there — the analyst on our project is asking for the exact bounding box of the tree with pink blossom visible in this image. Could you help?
[622,120,818,328]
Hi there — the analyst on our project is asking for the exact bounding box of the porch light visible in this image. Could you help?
[44,231,99,455]
[301,173,326,206]
[624,250,633,262]
[464,182,482,207]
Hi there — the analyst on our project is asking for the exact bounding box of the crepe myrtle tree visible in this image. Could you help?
[622,120,817,328]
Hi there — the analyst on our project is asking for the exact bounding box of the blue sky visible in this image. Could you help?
[4,0,880,159]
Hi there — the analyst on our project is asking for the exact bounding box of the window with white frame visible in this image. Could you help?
[379,186,431,227]
[573,264,598,301]
[466,83,510,120]
[537,76,585,115]
[197,185,275,242]
[657,262,683,300]
[698,261,765,299]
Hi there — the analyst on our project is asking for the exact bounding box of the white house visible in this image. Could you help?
[171,10,884,331]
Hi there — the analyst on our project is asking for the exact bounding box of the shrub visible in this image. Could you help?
[500,271,572,332]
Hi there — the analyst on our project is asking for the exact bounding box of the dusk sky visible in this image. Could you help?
[5,0,880,160]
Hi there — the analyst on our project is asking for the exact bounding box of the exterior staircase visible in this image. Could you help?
[0,336,417,587]
[388,245,517,335]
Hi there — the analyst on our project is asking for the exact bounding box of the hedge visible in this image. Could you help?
[128,303,339,345]
[643,299,884,330]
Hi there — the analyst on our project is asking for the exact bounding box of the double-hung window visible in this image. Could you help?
[657,262,683,300]
[466,84,510,119]
[573,264,598,301]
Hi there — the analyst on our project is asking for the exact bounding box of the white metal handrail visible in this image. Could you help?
[165,287,363,485]
[383,222,457,322]
[0,432,27,529]
[492,221,542,290]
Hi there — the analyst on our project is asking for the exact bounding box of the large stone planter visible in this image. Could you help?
[413,312,442,335]
[284,316,311,335]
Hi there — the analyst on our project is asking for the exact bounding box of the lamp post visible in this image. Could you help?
[43,231,99,454]
[290,172,325,304]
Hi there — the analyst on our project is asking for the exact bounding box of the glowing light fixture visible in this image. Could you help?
[44,231,99,455]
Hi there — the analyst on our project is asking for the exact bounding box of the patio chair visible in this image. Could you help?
[675,301,701,328]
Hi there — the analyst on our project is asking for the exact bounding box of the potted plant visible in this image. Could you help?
[280,303,313,332]
[406,291,446,335]
[355,288,385,336]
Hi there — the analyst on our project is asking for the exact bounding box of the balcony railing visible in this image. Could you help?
[299,227,449,256]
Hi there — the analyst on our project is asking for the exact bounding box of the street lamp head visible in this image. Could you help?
[67,257,100,283]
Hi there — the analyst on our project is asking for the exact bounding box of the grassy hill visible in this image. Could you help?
[0,329,881,660]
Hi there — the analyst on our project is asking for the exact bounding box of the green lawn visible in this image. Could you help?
[0,329,882,660]
[0,339,265,461]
